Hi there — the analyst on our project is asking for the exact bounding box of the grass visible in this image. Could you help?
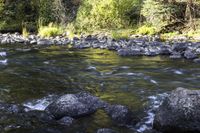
[22,27,29,38]
[136,25,157,35]
[38,23,63,37]
[111,29,135,40]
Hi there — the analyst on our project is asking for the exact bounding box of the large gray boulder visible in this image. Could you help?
[153,87,200,133]
[45,92,107,119]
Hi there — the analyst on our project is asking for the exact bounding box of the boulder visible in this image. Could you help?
[37,39,53,45]
[153,87,200,133]
[184,50,198,59]
[105,105,137,126]
[172,43,188,52]
[45,92,107,119]
[117,48,143,56]
[159,45,172,55]
[96,128,118,133]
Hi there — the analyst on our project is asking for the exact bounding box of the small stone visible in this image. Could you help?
[169,52,182,59]
[96,128,118,133]
[57,116,74,126]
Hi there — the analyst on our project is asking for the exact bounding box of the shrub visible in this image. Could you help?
[38,23,63,37]
[38,0,55,26]
[137,25,156,35]
[75,0,140,31]
[111,29,134,40]
[141,0,178,31]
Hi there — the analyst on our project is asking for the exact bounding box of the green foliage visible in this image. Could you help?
[38,23,63,37]
[141,0,178,31]
[111,29,134,40]
[0,0,39,32]
[38,0,55,26]
[75,0,140,31]
[137,25,156,35]
[0,0,4,13]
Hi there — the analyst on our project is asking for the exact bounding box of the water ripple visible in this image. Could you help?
[136,93,168,132]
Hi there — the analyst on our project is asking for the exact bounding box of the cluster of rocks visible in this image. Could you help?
[72,36,200,63]
[1,33,200,63]
[0,33,71,45]
[1,88,200,133]
[0,92,136,133]
[45,92,137,128]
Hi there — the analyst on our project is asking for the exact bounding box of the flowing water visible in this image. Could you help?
[0,44,200,133]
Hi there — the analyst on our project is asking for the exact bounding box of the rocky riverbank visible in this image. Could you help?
[1,33,200,63]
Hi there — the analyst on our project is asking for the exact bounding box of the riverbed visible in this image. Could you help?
[0,44,200,133]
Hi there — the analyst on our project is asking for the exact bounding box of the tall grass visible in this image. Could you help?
[38,23,63,37]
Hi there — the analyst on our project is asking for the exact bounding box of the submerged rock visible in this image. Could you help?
[193,58,200,63]
[0,102,26,114]
[96,128,118,133]
[45,92,107,119]
[169,52,182,59]
[31,128,62,133]
[57,116,74,126]
[153,87,200,133]
[105,105,137,126]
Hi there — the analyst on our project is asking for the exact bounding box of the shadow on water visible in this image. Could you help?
[0,45,200,132]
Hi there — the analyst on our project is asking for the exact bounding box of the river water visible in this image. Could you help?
[0,44,200,133]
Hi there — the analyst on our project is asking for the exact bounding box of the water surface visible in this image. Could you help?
[0,44,200,133]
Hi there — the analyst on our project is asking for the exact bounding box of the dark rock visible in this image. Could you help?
[105,105,137,126]
[37,39,53,45]
[144,46,160,56]
[196,47,200,54]
[31,128,62,133]
[117,48,143,56]
[184,50,198,59]
[25,110,54,122]
[159,45,172,55]
[30,40,37,44]
[143,129,162,133]
[169,52,182,59]
[193,58,200,63]
[45,92,107,119]
[57,116,74,126]
[172,43,188,52]
[0,102,26,114]
[96,128,118,133]
[153,87,200,133]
